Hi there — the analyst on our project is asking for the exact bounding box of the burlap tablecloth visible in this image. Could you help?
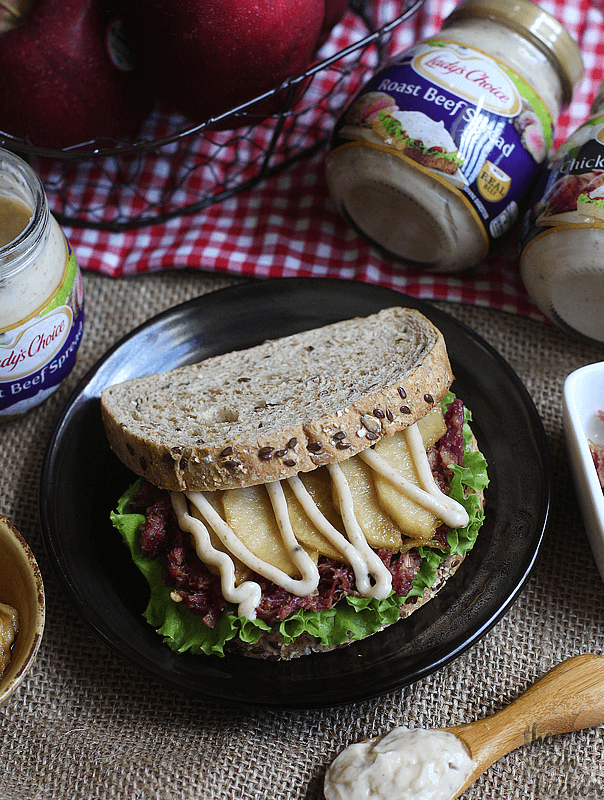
[2,270,604,800]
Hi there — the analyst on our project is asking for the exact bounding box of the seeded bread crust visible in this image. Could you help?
[101,307,453,492]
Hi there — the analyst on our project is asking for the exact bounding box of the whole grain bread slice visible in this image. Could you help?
[101,307,453,492]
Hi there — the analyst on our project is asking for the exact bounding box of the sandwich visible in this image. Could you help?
[539,171,604,221]
[102,307,488,660]
[343,91,399,127]
[576,176,604,221]
[372,110,464,175]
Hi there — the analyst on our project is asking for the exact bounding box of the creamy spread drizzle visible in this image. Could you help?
[323,726,475,800]
[286,473,386,598]
[170,491,262,619]
[360,425,469,529]
[171,421,469,618]
[265,479,320,590]
[184,488,320,620]
[327,462,392,599]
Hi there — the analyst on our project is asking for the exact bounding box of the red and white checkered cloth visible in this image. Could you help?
[52,1,604,320]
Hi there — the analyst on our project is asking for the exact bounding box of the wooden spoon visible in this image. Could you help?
[325,655,604,800]
[443,653,604,798]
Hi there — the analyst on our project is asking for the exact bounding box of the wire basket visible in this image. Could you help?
[2,0,423,231]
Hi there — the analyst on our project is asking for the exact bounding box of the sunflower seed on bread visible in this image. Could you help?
[100,307,453,492]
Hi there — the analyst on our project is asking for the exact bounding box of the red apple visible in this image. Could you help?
[121,0,326,127]
[0,0,151,149]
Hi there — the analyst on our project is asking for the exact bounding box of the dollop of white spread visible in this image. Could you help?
[324,727,475,800]
[588,184,604,201]
[389,111,458,153]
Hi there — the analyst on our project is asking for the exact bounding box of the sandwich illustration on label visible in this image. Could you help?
[520,117,604,259]
[103,308,489,660]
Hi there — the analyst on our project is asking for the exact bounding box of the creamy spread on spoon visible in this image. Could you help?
[324,727,475,800]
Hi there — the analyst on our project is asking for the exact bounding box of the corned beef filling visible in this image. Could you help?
[131,398,466,627]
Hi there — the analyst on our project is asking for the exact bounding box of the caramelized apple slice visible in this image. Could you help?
[336,457,403,550]
[191,492,251,584]
[373,429,439,540]
[221,485,304,578]
[416,406,447,449]
[282,468,344,561]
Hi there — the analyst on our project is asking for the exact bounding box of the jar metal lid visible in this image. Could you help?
[444,0,584,107]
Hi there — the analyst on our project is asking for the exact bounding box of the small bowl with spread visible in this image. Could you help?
[0,513,45,706]
[563,362,604,585]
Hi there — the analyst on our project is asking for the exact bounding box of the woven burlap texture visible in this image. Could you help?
[1,270,604,800]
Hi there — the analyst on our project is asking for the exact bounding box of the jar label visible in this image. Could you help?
[0,242,85,418]
[520,114,604,253]
[331,39,553,241]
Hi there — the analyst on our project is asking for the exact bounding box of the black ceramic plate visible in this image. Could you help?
[40,278,551,710]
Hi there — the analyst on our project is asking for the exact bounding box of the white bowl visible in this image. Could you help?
[563,362,604,584]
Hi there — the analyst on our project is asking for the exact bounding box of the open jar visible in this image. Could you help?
[326,0,583,272]
[0,148,84,421]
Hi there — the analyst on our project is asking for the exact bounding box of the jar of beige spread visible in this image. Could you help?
[520,80,604,343]
[326,0,583,272]
[324,726,475,800]
[0,148,84,420]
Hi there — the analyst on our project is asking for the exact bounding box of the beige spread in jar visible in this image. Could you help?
[0,195,31,248]
[520,78,604,343]
[0,147,85,420]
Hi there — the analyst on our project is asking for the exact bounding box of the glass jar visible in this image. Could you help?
[0,148,84,421]
[520,81,604,344]
[326,0,583,272]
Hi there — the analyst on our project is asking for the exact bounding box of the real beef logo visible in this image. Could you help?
[413,46,521,118]
[0,308,72,381]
